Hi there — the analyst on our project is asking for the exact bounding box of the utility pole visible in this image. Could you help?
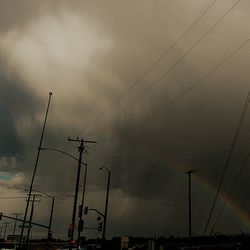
[77,164,88,248]
[12,213,22,242]
[68,137,96,243]
[19,92,52,249]
[185,170,195,241]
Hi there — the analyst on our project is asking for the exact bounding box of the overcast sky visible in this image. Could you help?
[1,0,250,240]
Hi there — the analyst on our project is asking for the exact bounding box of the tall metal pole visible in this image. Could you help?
[77,164,88,247]
[12,213,22,242]
[100,167,111,241]
[185,170,194,240]
[189,172,192,239]
[70,139,84,242]
[25,189,54,249]
[19,92,52,248]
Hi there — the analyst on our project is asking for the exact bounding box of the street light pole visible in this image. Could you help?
[28,189,55,250]
[185,170,195,241]
[99,167,111,241]
[40,145,88,243]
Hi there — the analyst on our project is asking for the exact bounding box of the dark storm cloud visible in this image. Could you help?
[1,0,250,239]
[0,71,42,158]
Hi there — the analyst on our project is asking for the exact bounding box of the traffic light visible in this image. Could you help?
[78,205,83,218]
[78,219,84,232]
[97,216,101,221]
[98,222,103,232]
[84,206,88,215]
[0,213,2,220]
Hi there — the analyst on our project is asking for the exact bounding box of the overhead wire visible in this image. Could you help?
[87,32,249,177]
[93,0,241,135]
[203,90,250,235]
[83,0,217,134]
[209,152,250,235]
[110,38,250,138]
[208,98,250,235]
[192,211,205,229]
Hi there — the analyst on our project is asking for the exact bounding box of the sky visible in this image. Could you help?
[1,0,250,240]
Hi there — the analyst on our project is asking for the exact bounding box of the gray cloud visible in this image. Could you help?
[1,0,250,240]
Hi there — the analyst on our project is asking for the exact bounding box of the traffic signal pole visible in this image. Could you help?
[77,164,88,248]
[0,213,49,229]
[68,137,96,243]
[69,139,84,242]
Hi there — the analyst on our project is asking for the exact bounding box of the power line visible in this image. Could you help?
[93,0,241,135]
[209,131,250,235]
[113,38,250,138]
[192,211,205,228]
[204,90,250,235]
[83,0,217,133]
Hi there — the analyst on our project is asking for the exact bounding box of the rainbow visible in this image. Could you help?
[169,158,250,229]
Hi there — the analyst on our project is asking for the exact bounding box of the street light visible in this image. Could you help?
[28,189,55,250]
[185,169,196,249]
[99,167,111,241]
[40,146,88,243]
[39,147,81,163]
